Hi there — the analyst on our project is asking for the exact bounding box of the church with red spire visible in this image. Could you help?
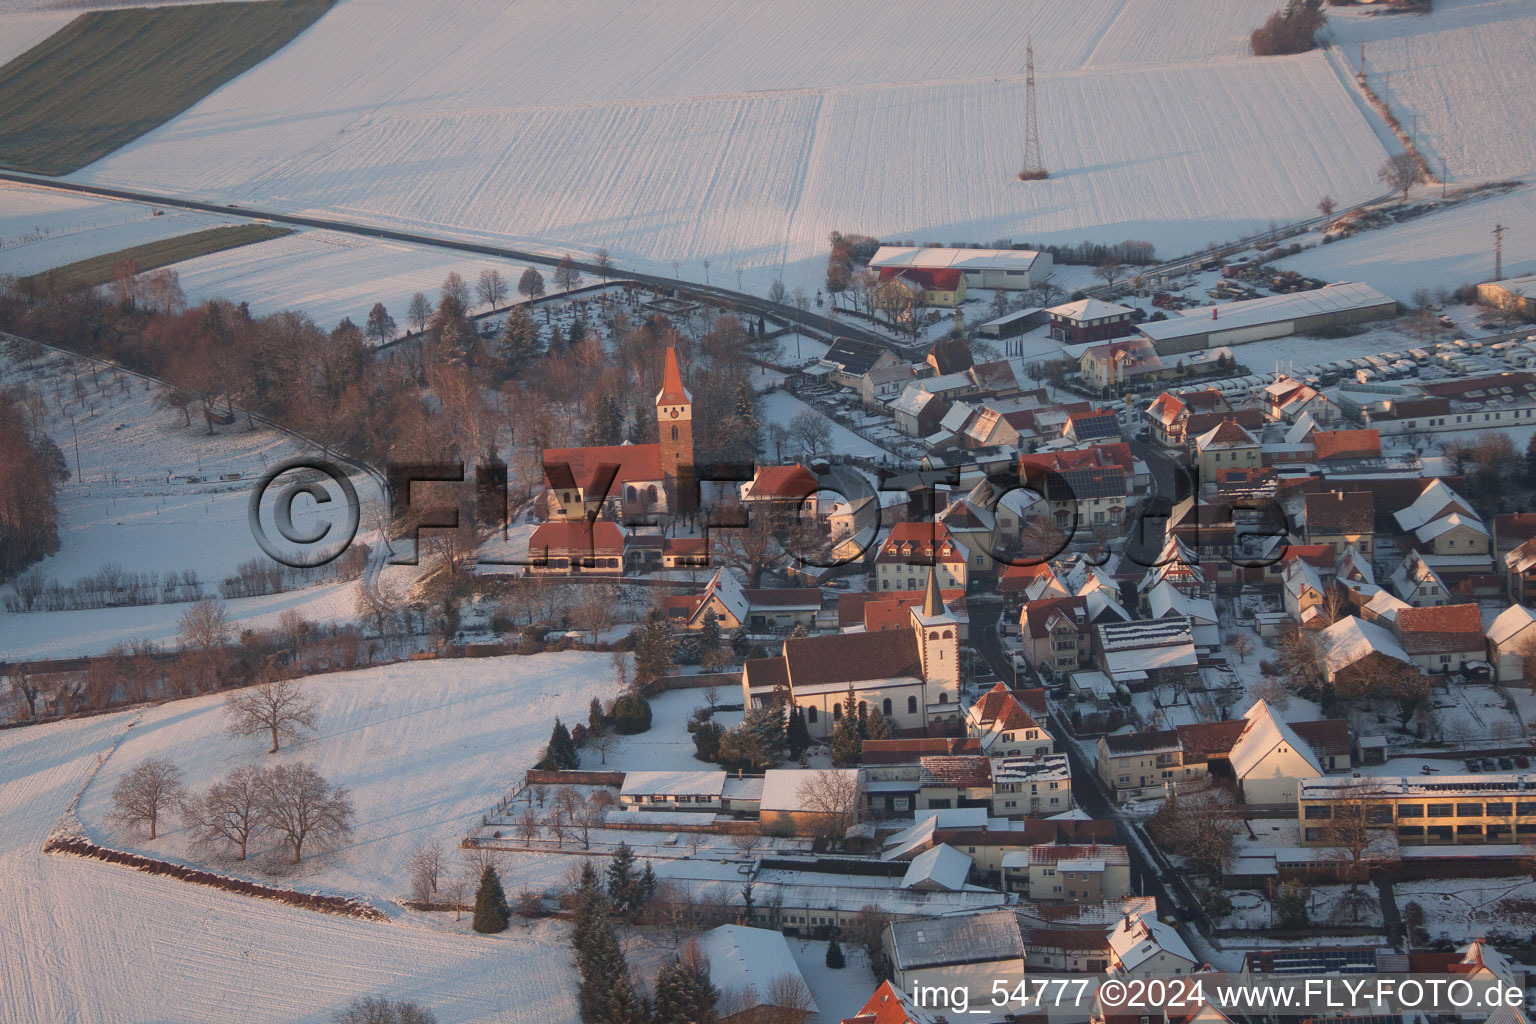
[540,345,696,523]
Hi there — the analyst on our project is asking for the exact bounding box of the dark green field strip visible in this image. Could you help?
[0,0,334,175]
[24,223,293,287]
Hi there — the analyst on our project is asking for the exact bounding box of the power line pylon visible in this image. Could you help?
[1018,38,1048,181]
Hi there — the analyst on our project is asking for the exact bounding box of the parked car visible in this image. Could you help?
[1515,755,1530,769]
[1499,757,1515,771]
[1466,759,1482,772]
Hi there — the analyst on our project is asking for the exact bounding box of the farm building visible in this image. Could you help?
[1477,273,1536,318]
[1136,282,1398,356]
[869,246,1054,291]
[1048,298,1137,345]
[977,306,1048,339]
[877,266,967,308]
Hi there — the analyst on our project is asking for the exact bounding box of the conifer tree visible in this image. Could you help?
[589,697,607,737]
[700,610,722,656]
[654,943,719,1024]
[472,864,510,933]
[637,861,657,913]
[826,933,846,969]
[866,708,891,741]
[546,719,580,769]
[607,841,638,917]
[786,705,812,758]
[734,378,760,455]
[730,625,751,659]
[830,681,863,766]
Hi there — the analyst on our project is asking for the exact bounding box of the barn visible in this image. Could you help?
[868,246,1054,291]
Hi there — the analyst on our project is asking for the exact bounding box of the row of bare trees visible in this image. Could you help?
[111,758,353,864]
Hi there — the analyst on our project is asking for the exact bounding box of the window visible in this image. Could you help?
[1517,802,1536,815]
[1304,805,1331,820]
[1426,803,1453,817]
[1457,803,1483,817]
[670,425,679,440]
[883,698,893,716]
[908,696,918,714]
[807,707,817,724]
[1398,826,1424,838]
[1487,802,1513,817]
[832,703,841,720]
[1397,804,1423,819]
[1457,824,1484,837]
[938,692,948,704]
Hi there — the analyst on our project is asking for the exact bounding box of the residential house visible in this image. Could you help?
[1015,844,1132,903]
[1487,604,1536,685]
[875,521,970,592]
[1303,490,1374,557]
[678,569,821,632]
[891,386,948,437]
[1064,409,1124,444]
[1145,581,1220,648]
[1227,699,1325,806]
[1145,389,1231,447]
[1317,615,1417,684]
[740,464,821,527]
[1079,337,1162,392]
[1050,298,1138,344]
[526,520,628,575]
[991,755,1073,817]
[1506,537,1536,603]
[1107,911,1199,977]
[820,338,902,389]
[839,981,938,1024]
[1092,617,1198,692]
[758,768,864,838]
[967,682,1055,757]
[1390,550,1451,607]
[618,770,727,811]
[868,246,1054,290]
[861,363,928,407]
[1394,603,1485,674]
[1194,418,1262,487]
[877,266,968,308]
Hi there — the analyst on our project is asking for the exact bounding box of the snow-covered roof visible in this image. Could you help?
[1138,282,1396,343]
[1488,604,1536,647]
[900,843,972,891]
[696,567,750,625]
[1048,298,1134,322]
[870,246,1045,273]
[620,770,727,798]
[1414,511,1487,544]
[939,400,975,434]
[1229,699,1323,781]
[1394,479,1480,533]
[1146,580,1217,626]
[1108,912,1196,972]
[759,768,861,813]
[886,909,1024,971]
[1318,616,1412,674]
[881,816,938,862]
[1363,588,1411,622]
[694,925,817,1013]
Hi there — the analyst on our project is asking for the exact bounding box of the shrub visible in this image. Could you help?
[1251,0,1326,56]
[612,691,653,734]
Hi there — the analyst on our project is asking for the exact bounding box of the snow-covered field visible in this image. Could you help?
[0,180,243,277]
[1275,184,1536,303]
[173,228,538,331]
[0,688,582,1024]
[0,8,74,65]
[74,651,623,899]
[1326,0,1536,182]
[67,0,1390,292]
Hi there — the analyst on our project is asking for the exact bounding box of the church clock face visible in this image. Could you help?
[669,407,679,418]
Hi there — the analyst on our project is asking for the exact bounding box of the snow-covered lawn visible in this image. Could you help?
[71,0,1388,293]
[74,651,622,902]
[602,687,744,775]
[1395,876,1536,943]
[0,699,582,1024]
[760,389,896,463]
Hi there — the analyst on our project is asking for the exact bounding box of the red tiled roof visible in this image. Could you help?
[972,681,1044,731]
[840,981,926,1024]
[863,590,964,632]
[1313,428,1381,461]
[542,443,661,492]
[657,346,691,405]
[1305,490,1374,535]
[877,266,963,290]
[1293,719,1351,758]
[665,537,708,555]
[1015,687,1049,718]
[1174,719,1248,760]
[746,464,819,501]
[743,587,822,608]
[861,737,982,764]
[877,521,965,564]
[1395,603,1484,653]
[918,755,993,788]
[528,519,627,555]
[1022,595,1090,640]
[1494,513,1536,547]
[783,629,923,687]
[1281,544,1335,568]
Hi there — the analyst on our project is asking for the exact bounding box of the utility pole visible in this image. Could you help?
[1018,37,1048,180]
[1494,223,1505,281]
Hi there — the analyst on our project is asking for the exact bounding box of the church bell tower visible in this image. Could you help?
[655,346,695,512]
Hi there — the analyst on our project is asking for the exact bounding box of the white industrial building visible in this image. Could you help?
[1137,282,1398,355]
[869,246,1054,290]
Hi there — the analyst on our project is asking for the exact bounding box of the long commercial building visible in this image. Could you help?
[1137,282,1398,355]
[1298,773,1536,847]
[868,246,1054,290]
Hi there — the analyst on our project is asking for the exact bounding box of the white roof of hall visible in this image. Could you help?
[1137,282,1395,343]
[870,246,1045,272]
[1228,699,1323,780]
[694,925,817,1013]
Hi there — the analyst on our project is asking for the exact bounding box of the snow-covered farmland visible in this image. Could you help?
[173,228,539,331]
[74,0,1389,291]
[74,651,622,900]
[0,180,243,278]
[0,8,74,65]
[1326,0,1536,182]
[1274,183,1536,303]
[0,701,582,1024]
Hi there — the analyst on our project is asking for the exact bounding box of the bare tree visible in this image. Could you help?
[1378,153,1421,204]
[408,292,433,334]
[594,248,614,284]
[729,831,762,856]
[225,676,319,753]
[517,806,542,846]
[110,758,185,839]
[570,802,602,850]
[1094,256,1123,289]
[796,770,865,845]
[788,410,831,458]
[1227,633,1255,664]
[518,267,546,300]
[1318,778,1399,886]
[571,582,620,644]
[440,868,472,921]
[178,597,230,651]
[553,256,582,291]
[476,268,508,311]
[762,974,816,1024]
[545,808,569,847]
[258,762,354,863]
[334,996,439,1024]
[407,841,445,903]
[1317,195,1336,223]
[183,763,265,859]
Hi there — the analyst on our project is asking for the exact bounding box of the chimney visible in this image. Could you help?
[1212,307,1218,320]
